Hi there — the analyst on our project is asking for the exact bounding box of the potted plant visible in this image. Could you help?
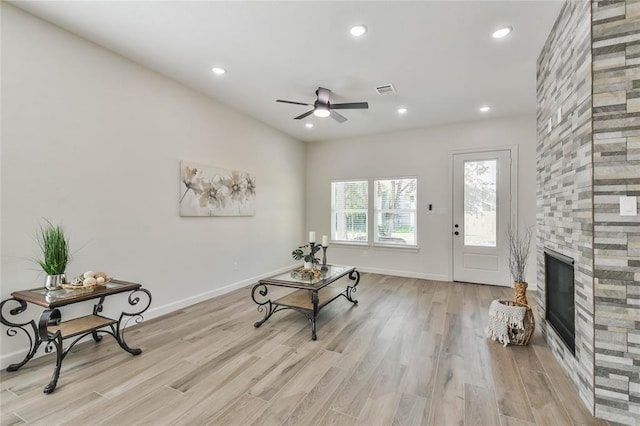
[36,220,71,290]
[292,244,321,269]
[506,224,533,305]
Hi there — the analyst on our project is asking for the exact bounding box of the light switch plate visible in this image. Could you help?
[620,196,637,216]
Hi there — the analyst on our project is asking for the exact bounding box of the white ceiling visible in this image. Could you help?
[10,1,563,143]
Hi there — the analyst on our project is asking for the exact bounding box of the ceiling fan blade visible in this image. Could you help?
[294,110,315,120]
[316,87,331,104]
[330,102,369,110]
[330,110,348,123]
[277,99,311,106]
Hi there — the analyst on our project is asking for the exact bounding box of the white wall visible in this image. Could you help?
[306,114,537,283]
[1,4,305,366]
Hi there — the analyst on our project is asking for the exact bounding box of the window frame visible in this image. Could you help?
[373,176,418,247]
[330,179,369,244]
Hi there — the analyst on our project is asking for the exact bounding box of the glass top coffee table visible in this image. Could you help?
[251,265,360,340]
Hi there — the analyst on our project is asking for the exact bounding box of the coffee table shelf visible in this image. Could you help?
[274,285,343,311]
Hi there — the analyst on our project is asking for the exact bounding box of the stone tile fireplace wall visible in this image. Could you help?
[537,1,640,424]
[536,0,595,413]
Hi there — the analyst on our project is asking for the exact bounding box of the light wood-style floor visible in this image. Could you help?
[1,273,608,425]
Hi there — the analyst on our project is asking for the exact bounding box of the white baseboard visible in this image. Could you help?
[357,266,449,282]
[141,263,299,321]
[0,263,299,370]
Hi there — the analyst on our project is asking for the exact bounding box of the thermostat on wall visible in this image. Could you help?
[620,196,637,216]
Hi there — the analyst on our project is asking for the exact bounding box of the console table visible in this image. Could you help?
[0,280,151,393]
[251,265,359,340]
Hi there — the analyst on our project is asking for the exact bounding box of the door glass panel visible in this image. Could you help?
[464,159,497,247]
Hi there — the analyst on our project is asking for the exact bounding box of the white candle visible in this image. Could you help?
[322,235,329,247]
[309,231,316,243]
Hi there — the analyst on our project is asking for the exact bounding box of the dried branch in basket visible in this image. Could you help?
[507,225,532,283]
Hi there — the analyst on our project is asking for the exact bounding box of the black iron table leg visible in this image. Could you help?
[311,291,319,340]
[43,334,63,394]
[252,283,277,328]
[113,288,152,356]
[1,298,44,372]
[37,308,63,393]
[346,270,360,304]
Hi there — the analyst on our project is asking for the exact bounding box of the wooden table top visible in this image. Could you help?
[10,279,141,308]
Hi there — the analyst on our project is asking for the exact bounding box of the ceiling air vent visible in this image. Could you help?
[375,84,397,95]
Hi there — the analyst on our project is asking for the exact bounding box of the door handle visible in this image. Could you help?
[454,231,459,235]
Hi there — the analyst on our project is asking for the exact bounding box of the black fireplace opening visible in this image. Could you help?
[544,249,575,354]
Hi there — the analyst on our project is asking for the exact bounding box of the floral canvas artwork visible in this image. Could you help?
[180,161,256,216]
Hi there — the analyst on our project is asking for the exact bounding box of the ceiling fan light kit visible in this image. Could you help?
[276,87,368,123]
[313,103,330,117]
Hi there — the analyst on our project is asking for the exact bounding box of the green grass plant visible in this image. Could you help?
[36,220,70,275]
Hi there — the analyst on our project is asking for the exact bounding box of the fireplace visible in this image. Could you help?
[544,249,575,354]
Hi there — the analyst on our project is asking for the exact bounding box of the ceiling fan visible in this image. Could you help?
[276,87,368,123]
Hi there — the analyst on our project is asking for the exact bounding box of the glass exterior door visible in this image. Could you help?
[452,150,512,286]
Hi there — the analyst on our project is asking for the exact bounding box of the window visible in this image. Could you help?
[374,178,417,246]
[463,160,497,247]
[331,180,368,243]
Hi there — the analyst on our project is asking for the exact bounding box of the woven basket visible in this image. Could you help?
[499,299,535,345]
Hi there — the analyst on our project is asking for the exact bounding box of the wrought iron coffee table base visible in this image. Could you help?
[252,268,359,340]
[1,286,151,393]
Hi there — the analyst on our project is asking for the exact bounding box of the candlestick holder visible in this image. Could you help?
[309,242,320,270]
[321,245,328,271]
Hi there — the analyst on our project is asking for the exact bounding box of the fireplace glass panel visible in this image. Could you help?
[545,249,575,354]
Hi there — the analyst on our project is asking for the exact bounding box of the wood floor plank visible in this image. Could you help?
[281,366,347,425]
[355,334,406,426]
[211,393,267,425]
[0,274,609,426]
[328,335,393,417]
[403,330,441,398]
[487,340,536,423]
[63,360,198,424]
[317,409,358,426]
[391,392,428,426]
[427,353,465,426]
[532,343,608,425]
[464,383,501,426]
[248,340,320,401]
[501,414,537,426]
[102,385,186,425]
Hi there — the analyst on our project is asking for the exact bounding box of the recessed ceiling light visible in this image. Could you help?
[480,106,491,112]
[492,27,512,39]
[350,25,367,37]
[212,67,227,75]
[305,123,313,128]
[397,108,408,114]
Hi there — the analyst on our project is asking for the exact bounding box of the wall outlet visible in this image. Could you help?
[233,261,239,271]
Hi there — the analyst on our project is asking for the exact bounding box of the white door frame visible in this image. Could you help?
[447,145,518,283]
